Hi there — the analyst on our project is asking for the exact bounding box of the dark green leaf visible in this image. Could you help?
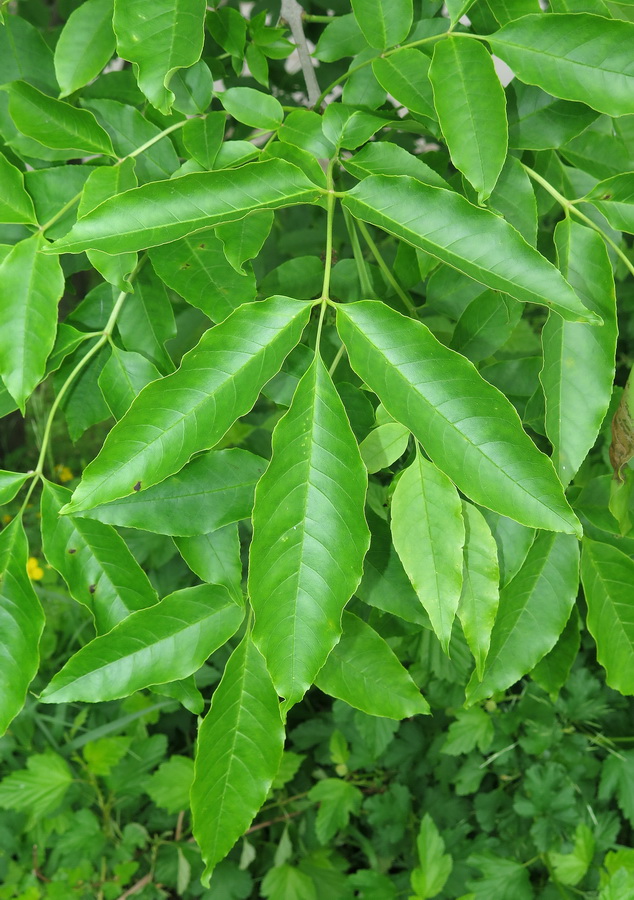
[458,502,500,679]
[0,150,37,224]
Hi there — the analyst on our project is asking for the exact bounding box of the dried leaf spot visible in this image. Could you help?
[198,242,206,249]
[88,584,96,594]
[68,548,77,554]
[133,481,141,492]
[180,262,191,269]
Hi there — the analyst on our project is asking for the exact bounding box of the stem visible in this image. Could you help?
[320,161,337,301]
[343,208,375,298]
[355,219,418,315]
[328,343,346,377]
[315,299,327,351]
[280,0,322,106]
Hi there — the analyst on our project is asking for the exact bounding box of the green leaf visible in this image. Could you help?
[0,471,30,506]
[581,538,634,695]
[83,736,131,776]
[182,112,225,168]
[584,173,634,234]
[411,814,453,899]
[192,636,284,884]
[40,583,243,704]
[145,756,194,815]
[113,0,206,113]
[342,141,449,189]
[0,753,72,818]
[314,13,367,62]
[76,448,266,536]
[429,37,507,202]
[117,266,175,372]
[441,706,494,756]
[47,159,320,255]
[261,865,316,900]
[372,50,435,119]
[0,150,36,224]
[350,0,412,50]
[488,13,634,118]
[337,301,581,535]
[54,0,116,98]
[217,210,274,276]
[359,422,410,473]
[458,502,500,680]
[0,14,57,92]
[391,451,464,651]
[175,524,242,602]
[64,296,311,514]
[481,509,535,586]
[0,518,45,735]
[541,220,617,485]
[5,81,115,156]
[41,480,158,635]
[600,750,634,829]
[308,778,363,844]
[314,611,429,719]
[0,233,65,411]
[549,823,594,886]
[531,606,580,699]
[342,176,596,323]
[220,87,283,131]
[507,81,599,151]
[466,532,579,704]
[249,357,370,706]
[98,347,160,420]
[488,155,537,245]
[451,290,522,363]
[467,853,532,900]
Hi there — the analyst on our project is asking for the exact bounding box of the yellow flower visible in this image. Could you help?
[55,465,74,483]
[2,514,11,525]
[26,557,44,580]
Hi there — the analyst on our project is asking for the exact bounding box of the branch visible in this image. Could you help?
[280,0,322,107]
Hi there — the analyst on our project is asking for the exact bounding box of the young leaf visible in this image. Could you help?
[75,448,266,536]
[466,532,579,705]
[488,13,634,118]
[359,422,410,473]
[249,357,370,706]
[429,36,507,202]
[191,636,284,884]
[47,159,320,255]
[581,538,634,695]
[541,220,617,485]
[341,176,597,323]
[0,150,37,224]
[0,518,45,735]
[40,583,244,704]
[337,301,581,535]
[0,471,30,506]
[41,481,158,635]
[391,451,465,651]
[411,815,453,900]
[54,0,116,98]
[308,778,363,844]
[63,296,311,514]
[350,0,413,50]
[314,611,429,719]
[458,502,500,680]
[113,0,206,114]
[219,87,283,131]
[0,233,64,411]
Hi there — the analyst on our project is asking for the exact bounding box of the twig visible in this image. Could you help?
[280,0,321,107]
[245,809,304,834]
[115,872,153,900]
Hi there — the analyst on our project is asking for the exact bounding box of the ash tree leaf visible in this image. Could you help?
[0,13,57,92]
[342,141,449,189]
[116,265,175,373]
[391,450,465,652]
[458,502,500,680]
[216,210,274,276]
[429,36,507,202]
[411,815,453,900]
[98,347,160,420]
[314,611,429,719]
[350,0,412,50]
[341,175,598,323]
[54,0,116,98]
[182,112,225,169]
[451,290,522,363]
[540,220,617,486]
[337,301,581,535]
[113,0,206,114]
[5,81,115,156]
[359,422,410,474]
[76,448,266,536]
[46,159,320,255]
[63,296,311,515]
[372,50,436,120]
[40,583,243,704]
[481,510,535,587]
[249,356,370,707]
[0,150,37,224]
[0,471,30,506]
[466,532,579,705]
[584,173,634,234]
[41,480,158,635]
[488,13,634,118]
[0,518,45,736]
[581,538,634,695]
[506,82,599,151]
[488,155,537,245]
[175,524,243,603]
[191,635,284,885]
[307,778,363,844]
[531,606,580,699]
[0,233,65,411]
[219,87,283,131]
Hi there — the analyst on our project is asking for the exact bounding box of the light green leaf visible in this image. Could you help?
[83,736,131,777]
[76,448,266,536]
[446,0,476,24]
[550,824,594,885]
[350,0,412,50]
[0,150,36,224]
[0,518,45,735]
[507,81,599,151]
[113,0,206,113]
[341,176,596,323]
[217,210,274,275]
[145,756,194,815]
[41,480,158,635]
[342,141,449,189]
[261,865,316,900]
[411,814,453,899]
[314,611,429,718]
[372,50,435,119]
[466,532,579,704]
[249,356,370,706]
[308,778,363,844]
[541,219,617,485]
[488,155,537,245]
[175,524,242,603]
[391,451,464,651]
[0,471,30,506]
[584,173,634,234]
[337,301,581,535]
[458,502,500,680]
[359,422,410,473]
[441,707,494,756]
[192,636,284,884]
[0,753,72,818]
[220,87,283,131]
[182,112,225,169]
[64,296,311,514]
[488,13,634,118]
[47,159,320,255]
[98,347,160,420]
[117,266,175,373]
[531,606,580,699]
[5,81,115,156]
[0,233,64,411]
[430,36,507,202]
[54,0,115,98]
[581,538,634,695]
[40,583,243,704]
